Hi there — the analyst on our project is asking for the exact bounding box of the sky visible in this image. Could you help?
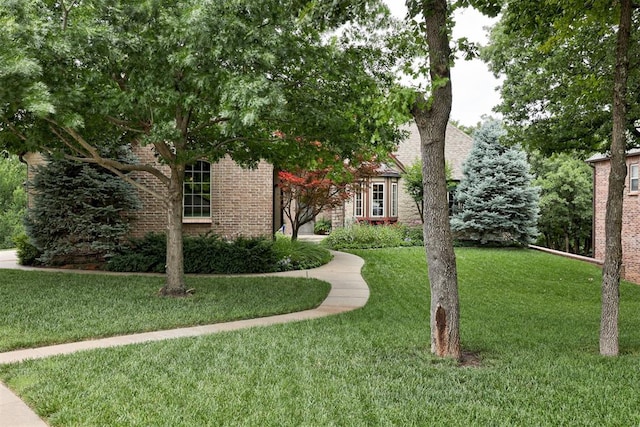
[383,2,502,127]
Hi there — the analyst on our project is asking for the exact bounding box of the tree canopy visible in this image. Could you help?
[484,0,640,154]
[532,153,592,255]
[0,0,403,295]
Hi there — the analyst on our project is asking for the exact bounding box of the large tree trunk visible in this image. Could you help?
[413,0,460,359]
[600,0,632,356]
[160,165,187,296]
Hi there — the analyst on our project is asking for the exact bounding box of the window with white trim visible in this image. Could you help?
[630,164,639,192]
[183,160,211,218]
[371,183,385,217]
[354,187,363,217]
[391,183,398,217]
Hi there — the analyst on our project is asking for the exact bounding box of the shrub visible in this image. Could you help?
[272,235,332,271]
[399,225,424,246]
[108,233,331,274]
[184,235,278,274]
[324,223,412,250]
[25,154,140,265]
[314,218,332,235]
[323,223,424,250]
[0,154,27,249]
[13,233,42,266]
[106,233,167,273]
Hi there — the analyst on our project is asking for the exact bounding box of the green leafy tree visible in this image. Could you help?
[401,159,453,223]
[485,0,637,355]
[0,0,401,295]
[25,154,140,265]
[0,153,26,248]
[451,120,539,245]
[532,153,593,255]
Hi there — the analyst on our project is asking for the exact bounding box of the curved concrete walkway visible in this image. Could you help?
[0,249,369,426]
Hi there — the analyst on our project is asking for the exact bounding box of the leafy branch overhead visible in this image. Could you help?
[0,0,406,295]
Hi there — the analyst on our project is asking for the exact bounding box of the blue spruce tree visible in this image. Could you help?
[450,121,539,246]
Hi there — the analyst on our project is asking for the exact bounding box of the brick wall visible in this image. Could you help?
[25,146,275,240]
[22,152,46,209]
[130,145,275,239]
[591,153,640,284]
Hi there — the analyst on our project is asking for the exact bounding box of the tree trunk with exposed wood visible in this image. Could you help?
[412,0,460,359]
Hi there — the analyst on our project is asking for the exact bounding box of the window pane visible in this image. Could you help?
[391,183,398,217]
[372,183,384,217]
[183,160,212,218]
[355,188,363,217]
[631,164,639,192]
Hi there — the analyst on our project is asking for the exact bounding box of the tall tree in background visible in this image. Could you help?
[0,0,401,296]
[485,0,638,355]
[532,153,592,255]
[450,121,539,246]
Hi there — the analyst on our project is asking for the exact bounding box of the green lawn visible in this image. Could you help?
[0,270,330,351]
[3,248,640,426]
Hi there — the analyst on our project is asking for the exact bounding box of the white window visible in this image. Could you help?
[354,187,363,217]
[391,183,398,217]
[630,164,639,192]
[183,160,211,218]
[371,183,385,217]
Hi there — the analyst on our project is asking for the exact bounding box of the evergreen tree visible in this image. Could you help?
[26,153,140,265]
[451,121,539,246]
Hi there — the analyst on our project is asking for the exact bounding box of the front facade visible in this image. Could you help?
[24,144,280,240]
[587,149,640,284]
[24,122,472,241]
[332,122,473,228]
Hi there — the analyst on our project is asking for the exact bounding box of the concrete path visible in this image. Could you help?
[0,249,369,426]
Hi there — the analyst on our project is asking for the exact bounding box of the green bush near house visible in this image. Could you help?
[313,217,332,235]
[107,233,331,274]
[272,234,332,270]
[13,233,41,266]
[323,223,423,250]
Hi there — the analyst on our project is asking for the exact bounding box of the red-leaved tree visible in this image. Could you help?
[278,168,351,240]
[278,161,379,240]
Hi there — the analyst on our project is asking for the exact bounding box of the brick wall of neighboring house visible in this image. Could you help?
[589,150,640,284]
[23,152,46,208]
[209,156,274,239]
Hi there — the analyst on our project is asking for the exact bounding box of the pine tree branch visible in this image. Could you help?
[44,118,170,201]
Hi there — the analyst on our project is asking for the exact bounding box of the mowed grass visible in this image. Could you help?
[0,270,330,351]
[3,248,640,426]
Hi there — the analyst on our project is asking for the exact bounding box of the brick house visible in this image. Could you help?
[23,122,472,239]
[587,149,640,283]
[23,147,281,240]
[330,122,473,229]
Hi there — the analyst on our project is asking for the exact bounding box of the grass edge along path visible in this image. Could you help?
[0,250,368,427]
[5,248,640,425]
